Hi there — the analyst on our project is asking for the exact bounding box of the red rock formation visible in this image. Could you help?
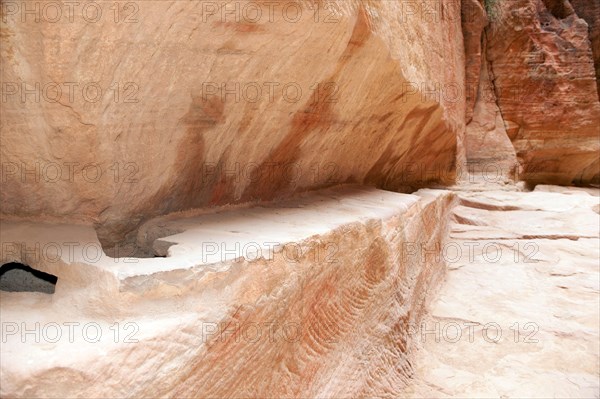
[462,0,488,124]
[461,0,518,185]
[570,0,600,100]
[484,0,600,185]
[1,0,600,397]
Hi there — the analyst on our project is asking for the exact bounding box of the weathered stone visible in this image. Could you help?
[569,0,600,99]
[1,0,599,396]
[485,0,600,185]
[0,0,465,250]
[460,0,518,185]
[404,186,600,398]
[462,0,487,124]
[0,186,455,398]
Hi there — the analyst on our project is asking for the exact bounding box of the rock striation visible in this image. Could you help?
[1,0,599,397]
[461,0,600,186]
[480,0,600,185]
[0,186,455,398]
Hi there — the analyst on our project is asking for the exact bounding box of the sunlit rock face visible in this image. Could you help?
[0,187,456,398]
[484,0,600,185]
[0,0,465,249]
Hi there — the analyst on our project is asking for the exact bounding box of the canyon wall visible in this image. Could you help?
[2,1,600,397]
[461,0,518,185]
[462,0,600,186]
[2,0,598,249]
[1,0,465,250]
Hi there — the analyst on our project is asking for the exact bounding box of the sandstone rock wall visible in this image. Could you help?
[460,0,600,186]
[569,0,600,99]
[2,2,600,395]
[0,0,465,250]
[481,0,600,185]
[2,0,598,249]
[461,0,518,184]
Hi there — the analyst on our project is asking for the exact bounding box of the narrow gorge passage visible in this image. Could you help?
[1,0,599,397]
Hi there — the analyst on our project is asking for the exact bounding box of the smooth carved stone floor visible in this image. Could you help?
[0,186,455,398]
[403,186,600,398]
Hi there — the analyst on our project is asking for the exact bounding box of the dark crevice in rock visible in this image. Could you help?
[483,30,507,134]
[541,0,575,20]
[0,262,57,294]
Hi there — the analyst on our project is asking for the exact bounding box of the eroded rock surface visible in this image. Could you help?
[484,0,600,185]
[570,0,600,99]
[0,186,455,398]
[460,0,518,184]
[0,0,465,250]
[1,0,599,397]
[460,0,600,186]
[404,186,600,398]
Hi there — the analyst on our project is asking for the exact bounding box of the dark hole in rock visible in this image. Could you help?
[0,262,57,294]
[541,0,574,19]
